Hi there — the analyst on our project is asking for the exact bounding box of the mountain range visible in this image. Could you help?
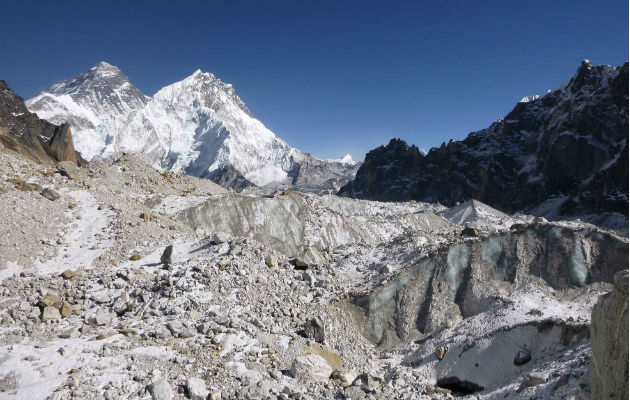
[26,62,359,191]
[340,60,629,228]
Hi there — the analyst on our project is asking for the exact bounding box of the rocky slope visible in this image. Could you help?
[340,61,629,228]
[0,140,627,400]
[0,80,82,166]
[27,63,359,191]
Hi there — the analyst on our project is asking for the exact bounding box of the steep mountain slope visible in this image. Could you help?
[340,61,628,225]
[0,80,81,165]
[27,64,359,190]
[26,62,149,161]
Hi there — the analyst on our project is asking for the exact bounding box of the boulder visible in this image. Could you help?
[148,378,173,400]
[290,354,332,383]
[186,377,208,400]
[161,245,173,265]
[295,246,327,268]
[304,317,325,343]
[40,294,62,308]
[591,269,629,400]
[40,188,60,201]
[60,269,76,280]
[42,306,61,321]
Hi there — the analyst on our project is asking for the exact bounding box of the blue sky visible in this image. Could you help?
[1,0,627,160]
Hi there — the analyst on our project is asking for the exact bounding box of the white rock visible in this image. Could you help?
[290,354,333,383]
[241,369,263,386]
[149,378,173,400]
[186,377,208,400]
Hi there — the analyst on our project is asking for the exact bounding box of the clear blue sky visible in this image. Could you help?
[1,1,627,160]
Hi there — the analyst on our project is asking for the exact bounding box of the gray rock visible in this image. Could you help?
[42,306,61,321]
[295,247,327,268]
[166,320,184,336]
[344,386,366,400]
[303,317,325,343]
[212,232,231,244]
[186,377,208,400]
[517,373,547,392]
[161,245,173,265]
[92,309,110,326]
[149,378,173,400]
[40,188,60,201]
[241,369,262,386]
[514,350,531,365]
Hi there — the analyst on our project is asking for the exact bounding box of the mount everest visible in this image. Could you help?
[26,62,358,190]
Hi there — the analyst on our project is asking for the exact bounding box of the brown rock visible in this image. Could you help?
[96,332,118,340]
[60,302,72,318]
[60,269,75,280]
[40,294,62,308]
[307,344,343,371]
[129,253,142,261]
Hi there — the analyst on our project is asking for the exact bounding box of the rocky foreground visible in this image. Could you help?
[0,148,627,400]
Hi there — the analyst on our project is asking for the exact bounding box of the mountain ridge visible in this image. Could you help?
[340,60,629,227]
[27,63,359,191]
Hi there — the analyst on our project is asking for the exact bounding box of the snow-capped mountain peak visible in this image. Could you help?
[26,62,149,160]
[27,63,359,190]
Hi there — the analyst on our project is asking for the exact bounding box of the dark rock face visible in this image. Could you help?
[340,61,628,222]
[0,80,83,165]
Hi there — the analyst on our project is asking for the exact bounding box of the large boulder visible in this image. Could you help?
[591,269,629,400]
[290,354,332,383]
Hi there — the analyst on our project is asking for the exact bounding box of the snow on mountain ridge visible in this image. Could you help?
[26,62,149,160]
[27,63,359,189]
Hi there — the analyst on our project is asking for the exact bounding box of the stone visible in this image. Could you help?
[344,386,366,400]
[129,253,142,261]
[96,332,118,340]
[166,320,184,336]
[212,232,231,244]
[240,369,262,386]
[303,317,325,343]
[591,269,629,400]
[93,309,110,326]
[42,306,61,321]
[514,350,531,366]
[295,246,327,268]
[461,227,479,237]
[510,223,527,231]
[209,390,221,400]
[331,369,358,388]
[186,377,208,400]
[264,254,276,268]
[290,354,332,383]
[435,346,448,360]
[60,269,76,280]
[160,245,173,265]
[40,294,62,308]
[57,162,80,180]
[41,188,60,201]
[517,373,547,392]
[149,378,173,400]
[8,178,36,191]
[60,302,72,318]
[352,373,383,393]
[307,344,343,371]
